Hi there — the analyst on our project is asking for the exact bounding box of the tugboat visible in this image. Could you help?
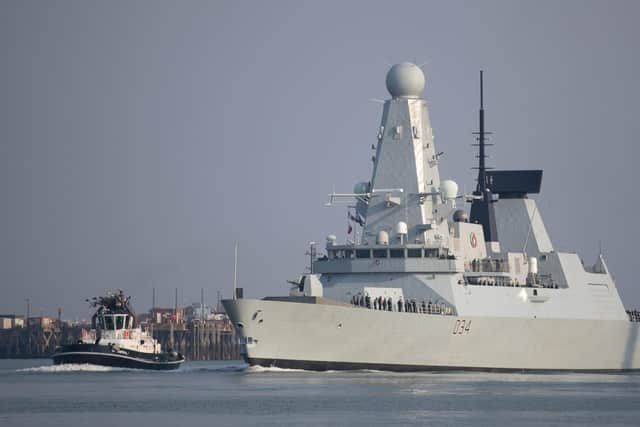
[52,290,184,370]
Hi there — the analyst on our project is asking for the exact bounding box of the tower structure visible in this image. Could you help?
[360,63,449,246]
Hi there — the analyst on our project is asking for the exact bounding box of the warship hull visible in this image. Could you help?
[224,298,640,372]
[52,344,184,370]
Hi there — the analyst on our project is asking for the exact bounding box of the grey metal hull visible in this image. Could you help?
[224,298,640,372]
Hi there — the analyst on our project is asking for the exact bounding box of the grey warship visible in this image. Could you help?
[52,290,184,370]
[223,63,640,372]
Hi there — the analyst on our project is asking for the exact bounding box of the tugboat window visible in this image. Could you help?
[116,316,124,330]
[105,316,114,330]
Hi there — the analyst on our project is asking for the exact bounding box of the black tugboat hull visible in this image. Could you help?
[52,344,184,371]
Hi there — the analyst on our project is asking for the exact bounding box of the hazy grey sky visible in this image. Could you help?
[1,1,639,319]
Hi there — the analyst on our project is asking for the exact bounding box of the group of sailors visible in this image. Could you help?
[626,310,640,322]
[350,294,453,315]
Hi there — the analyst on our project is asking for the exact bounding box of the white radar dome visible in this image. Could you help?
[376,230,389,245]
[385,62,425,98]
[395,221,408,235]
[440,180,459,201]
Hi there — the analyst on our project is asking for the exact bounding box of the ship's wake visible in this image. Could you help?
[245,365,351,374]
[177,363,249,373]
[17,363,130,373]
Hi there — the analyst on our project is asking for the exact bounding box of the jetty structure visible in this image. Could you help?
[223,63,639,372]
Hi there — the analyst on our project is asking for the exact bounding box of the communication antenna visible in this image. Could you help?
[201,288,205,323]
[469,70,499,245]
[174,287,178,321]
[233,242,238,300]
[473,70,493,194]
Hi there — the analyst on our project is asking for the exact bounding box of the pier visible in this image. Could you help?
[0,320,240,361]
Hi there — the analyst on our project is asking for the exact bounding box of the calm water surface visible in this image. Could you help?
[1,359,639,426]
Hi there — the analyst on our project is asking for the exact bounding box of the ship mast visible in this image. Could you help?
[476,70,488,195]
[470,70,499,251]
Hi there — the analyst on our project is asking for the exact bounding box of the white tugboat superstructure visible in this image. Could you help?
[223,63,640,372]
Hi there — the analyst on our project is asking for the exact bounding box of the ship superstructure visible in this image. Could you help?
[223,63,640,372]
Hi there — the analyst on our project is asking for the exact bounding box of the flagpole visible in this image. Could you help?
[233,242,238,300]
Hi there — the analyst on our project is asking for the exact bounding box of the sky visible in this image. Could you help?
[1,0,639,319]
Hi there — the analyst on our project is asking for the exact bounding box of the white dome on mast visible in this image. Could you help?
[385,62,425,98]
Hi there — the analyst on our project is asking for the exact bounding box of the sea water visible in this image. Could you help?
[1,359,640,426]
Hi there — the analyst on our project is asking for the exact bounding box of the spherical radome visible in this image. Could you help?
[453,210,469,223]
[395,221,408,235]
[385,62,425,98]
[441,180,459,201]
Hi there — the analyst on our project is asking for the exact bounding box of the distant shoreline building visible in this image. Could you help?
[0,315,24,329]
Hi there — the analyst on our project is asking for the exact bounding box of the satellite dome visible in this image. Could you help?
[395,221,408,235]
[453,210,469,223]
[440,179,459,201]
[376,230,389,245]
[385,62,425,98]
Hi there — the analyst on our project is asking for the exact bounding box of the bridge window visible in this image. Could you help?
[116,315,124,330]
[390,249,405,258]
[373,249,388,258]
[356,249,371,259]
[425,249,439,258]
[104,316,114,330]
[407,249,422,258]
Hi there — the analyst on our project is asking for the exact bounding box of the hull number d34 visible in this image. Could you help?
[452,319,472,335]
